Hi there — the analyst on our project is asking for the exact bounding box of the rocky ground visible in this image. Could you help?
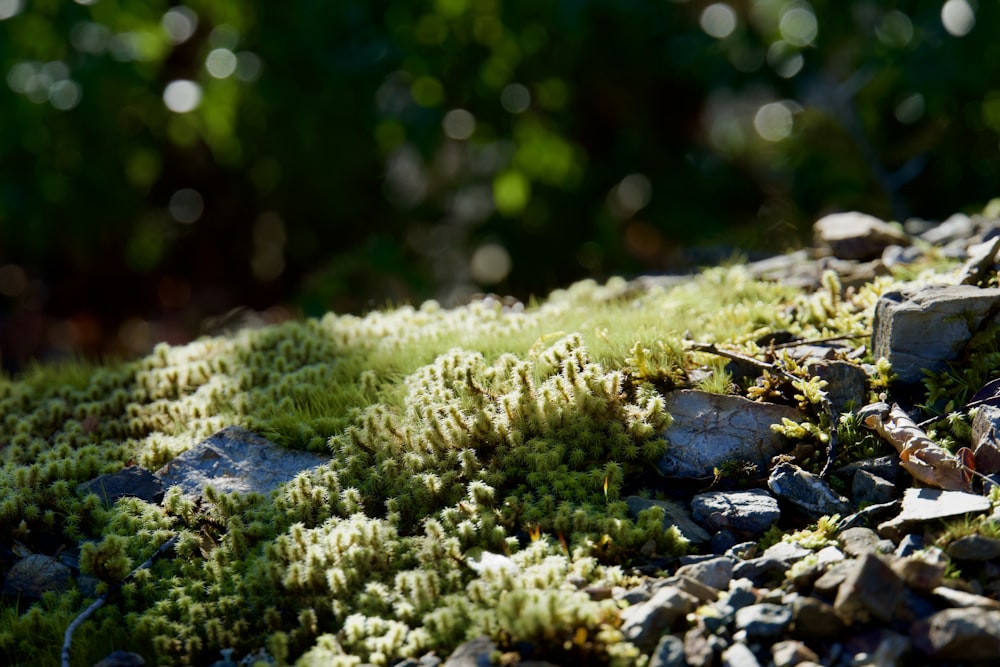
[7,209,1000,666]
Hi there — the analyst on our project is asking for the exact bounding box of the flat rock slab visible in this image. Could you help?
[656,390,801,478]
[814,211,911,260]
[155,426,331,498]
[878,488,991,541]
[691,488,780,536]
[1,553,72,599]
[77,465,164,506]
[872,285,1000,383]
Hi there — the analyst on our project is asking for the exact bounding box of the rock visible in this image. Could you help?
[675,556,733,591]
[720,641,761,667]
[655,390,802,478]
[691,489,781,537]
[837,527,884,557]
[93,651,146,667]
[155,426,330,498]
[920,213,976,245]
[946,534,1000,561]
[649,634,686,667]
[77,465,164,506]
[833,553,904,624]
[911,608,1000,661]
[620,585,699,652]
[972,404,1000,474]
[441,636,496,667]
[626,496,711,545]
[734,603,792,641]
[957,235,1000,285]
[770,640,819,667]
[932,585,1000,610]
[836,455,903,485]
[871,285,1000,383]
[788,594,846,640]
[767,463,850,518]
[1,553,72,599]
[851,469,899,506]
[813,212,911,260]
[810,360,869,415]
[877,488,991,541]
[892,553,946,592]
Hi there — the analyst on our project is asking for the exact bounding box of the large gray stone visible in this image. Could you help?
[872,285,1000,383]
[656,390,801,478]
[877,488,992,541]
[77,465,164,506]
[911,608,1000,661]
[155,426,330,498]
[767,462,851,518]
[691,489,780,536]
[814,212,910,260]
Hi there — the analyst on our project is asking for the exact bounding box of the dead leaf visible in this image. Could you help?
[860,402,972,492]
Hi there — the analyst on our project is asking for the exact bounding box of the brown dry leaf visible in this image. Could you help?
[860,402,972,492]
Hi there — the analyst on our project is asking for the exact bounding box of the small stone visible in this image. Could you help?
[620,585,699,652]
[734,603,792,641]
[683,628,715,667]
[649,634,686,667]
[931,586,1000,610]
[789,594,846,640]
[77,465,164,506]
[892,556,946,592]
[93,651,146,667]
[1,554,72,599]
[851,469,899,506]
[836,456,903,485]
[838,526,881,557]
[720,641,761,667]
[947,534,1000,561]
[675,556,733,591]
[811,360,869,416]
[833,553,904,624]
[877,488,992,541]
[767,463,850,519]
[442,637,496,667]
[771,640,819,667]
[691,489,780,537]
[911,608,1000,661]
[814,211,910,260]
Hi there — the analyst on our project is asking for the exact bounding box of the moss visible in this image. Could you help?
[0,249,976,666]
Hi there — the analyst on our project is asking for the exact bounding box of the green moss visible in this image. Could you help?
[0,254,973,666]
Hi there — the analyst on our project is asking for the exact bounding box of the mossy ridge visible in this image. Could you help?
[0,261,934,666]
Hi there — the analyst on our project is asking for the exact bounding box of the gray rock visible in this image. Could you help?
[770,640,819,667]
[661,574,722,604]
[833,553,904,624]
[720,641,761,667]
[947,534,1000,561]
[767,463,850,518]
[871,284,1000,383]
[932,585,1000,610]
[649,634,686,667]
[155,426,330,498]
[788,593,846,640]
[920,212,976,245]
[892,553,946,592]
[972,404,1000,474]
[626,495,711,545]
[837,499,901,532]
[760,540,812,564]
[734,603,792,641]
[77,465,164,506]
[620,585,699,652]
[675,556,734,591]
[911,608,1000,661]
[93,651,146,667]
[656,390,801,478]
[683,628,715,667]
[814,211,911,260]
[811,360,869,415]
[1,553,72,599]
[877,488,992,541]
[691,489,781,537]
[851,469,899,506]
[732,556,789,586]
[442,636,495,667]
[836,455,903,485]
[837,526,882,557]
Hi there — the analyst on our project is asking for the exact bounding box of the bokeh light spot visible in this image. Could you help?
[161,6,198,44]
[49,80,82,110]
[492,170,530,216]
[501,83,531,113]
[876,10,913,48]
[235,52,262,82]
[163,79,202,113]
[210,24,240,50]
[700,3,737,39]
[0,0,24,21]
[895,94,925,124]
[71,22,112,54]
[411,76,444,107]
[779,6,818,46]
[942,0,975,37]
[206,48,238,79]
[754,102,794,141]
[168,188,204,223]
[442,108,475,140]
[767,41,804,78]
[470,243,511,284]
[609,173,652,219]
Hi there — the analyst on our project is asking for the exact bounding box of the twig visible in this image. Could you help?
[62,534,178,667]
[770,333,870,349]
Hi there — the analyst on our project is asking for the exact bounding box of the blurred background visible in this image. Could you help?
[1,0,998,371]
